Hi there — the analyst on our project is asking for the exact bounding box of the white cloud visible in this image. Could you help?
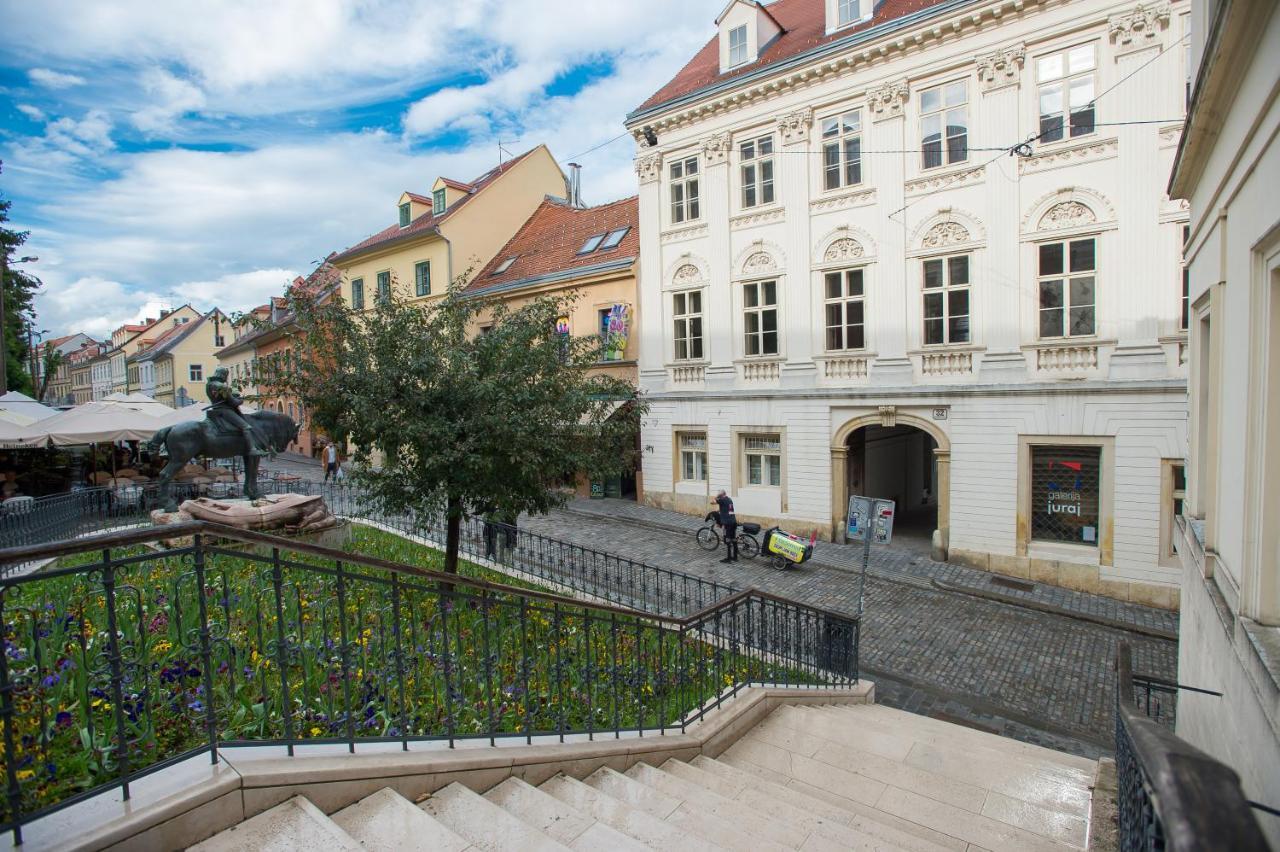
[404,61,560,136]
[43,110,115,157]
[28,68,87,89]
[131,68,207,133]
[16,104,46,121]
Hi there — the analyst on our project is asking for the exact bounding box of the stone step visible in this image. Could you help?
[419,782,571,852]
[584,766,775,851]
[623,761,807,850]
[538,773,727,852]
[331,787,473,852]
[483,777,648,851]
[688,756,961,852]
[188,795,361,851]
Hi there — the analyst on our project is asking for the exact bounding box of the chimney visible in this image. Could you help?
[568,163,583,208]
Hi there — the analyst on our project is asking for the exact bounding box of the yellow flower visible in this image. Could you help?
[309,726,322,736]
[153,640,172,653]
[16,770,33,781]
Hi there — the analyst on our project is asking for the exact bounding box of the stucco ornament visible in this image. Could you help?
[824,238,865,262]
[921,222,971,249]
[634,153,662,184]
[975,43,1026,92]
[742,251,777,274]
[1108,1,1170,52]
[776,108,813,145]
[1039,201,1096,230]
[867,80,909,121]
[702,132,732,166]
[672,263,703,285]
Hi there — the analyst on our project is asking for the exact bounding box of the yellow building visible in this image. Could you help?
[214,301,278,397]
[128,309,229,407]
[331,145,568,304]
[108,306,202,394]
[467,194,642,499]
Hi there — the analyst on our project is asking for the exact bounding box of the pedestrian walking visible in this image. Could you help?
[713,489,738,563]
[324,442,339,482]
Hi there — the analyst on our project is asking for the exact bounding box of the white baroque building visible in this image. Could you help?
[627,0,1191,606]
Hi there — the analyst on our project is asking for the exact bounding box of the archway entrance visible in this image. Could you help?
[831,413,950,554]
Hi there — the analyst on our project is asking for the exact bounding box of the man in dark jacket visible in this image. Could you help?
[714,489,738,563]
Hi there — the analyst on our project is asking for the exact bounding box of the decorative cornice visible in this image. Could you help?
[810,187,876,213]
[823,237,865,263]
[1018,137,1119,174]
[702,131,732,166]
[776,107,813,145]
[921,222,971,249]
[905,165,984,196]
[1039,201,1096,230]
[659,223,709,244]
[975,43,1026,92]
[635,153,662,184]
[1157,124,1183,148]
[672,263,704,286]
[742,251,778,274]
[1108,1,1171,55]
[730,207,786,230]
[867,80,909,121]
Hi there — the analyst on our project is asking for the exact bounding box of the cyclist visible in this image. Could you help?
[713,489,738,563]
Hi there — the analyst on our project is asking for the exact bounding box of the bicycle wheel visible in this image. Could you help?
[696,526,720,551]
[738,534,760,559]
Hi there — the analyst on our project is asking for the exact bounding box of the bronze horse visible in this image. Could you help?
[147,410,300,511]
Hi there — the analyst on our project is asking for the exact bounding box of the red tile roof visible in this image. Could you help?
[634,0,950,115]
[438,177,474,191]
[333,146,543,264]
[467,196,638,293]
[404,191,432,204]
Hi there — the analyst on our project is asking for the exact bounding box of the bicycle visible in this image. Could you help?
[695,512,761,558]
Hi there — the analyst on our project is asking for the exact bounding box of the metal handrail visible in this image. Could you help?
[1114,641,1268,851]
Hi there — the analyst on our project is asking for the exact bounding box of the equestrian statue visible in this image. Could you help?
[147,367,300,511]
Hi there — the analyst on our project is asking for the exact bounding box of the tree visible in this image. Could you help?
[0,162,40,395]
[37,346,64,401]
[276,269,645,575]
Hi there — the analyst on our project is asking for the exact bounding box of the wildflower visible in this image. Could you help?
[309,726,322,736]
[153,641,172,654]
[41,674,60,688]
[55,711,72,728]
[15,770,33,782]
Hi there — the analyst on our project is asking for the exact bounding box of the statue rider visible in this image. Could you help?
[205,367,269,457]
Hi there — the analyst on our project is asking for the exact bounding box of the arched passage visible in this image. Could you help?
[831,413,950,554]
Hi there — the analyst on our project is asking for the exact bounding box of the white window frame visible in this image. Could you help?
[672,290,705,362]
[922,254,971,346]
[669,156,701,224]
[824,267,867,351]
[742,280,779,357]
[919,80,968,170]
[743,434,782,487]
[1035,43,1096,144]
[820,109,863,191]
[1037,237,1097,339]
[679,432,709,482]
[728,24,748,67]
[739,134,775,209]
[837,0,860,26]
[1180,225,1190,331]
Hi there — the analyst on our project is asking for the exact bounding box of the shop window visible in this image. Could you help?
[744,434,782,487]
[1030,445,1102,546]
[679,432,708,482]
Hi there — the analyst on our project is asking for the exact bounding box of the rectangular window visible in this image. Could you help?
[824,268,866,350]
[922,255,971,345]
[821,110,862,190]
[1180,225,1190,330]
[920,81,968,169]
[744,434,782,487]
[599,227,630,250]
[679,432,708,482]
[1161,460,1186,561]
[415,261,431,297]
[351,278,365,310]
[1038,238,1096,338]
[739,134,775,208]
[399,202,411,228]
[1037,44,1096,143]
[432,188,446,215]
[743,280,779,356]
[1030,445,1102,546]
[837,0,860,26]
[598,308,622,363]
[672,291,704,361]
[214,335,225,347]
[728,24,748,67]
[670,156,700,224]
[189,364,203,382]
[376,270,391,303]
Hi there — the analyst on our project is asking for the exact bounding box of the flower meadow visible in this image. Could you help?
[0,525,804,822]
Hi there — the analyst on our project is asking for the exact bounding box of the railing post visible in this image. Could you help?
[191,535,220,766]
[269,547,295,756]
[390,573,409,751]
[334,559,355,753]
[99,548,135,802]
[0,589,23,846]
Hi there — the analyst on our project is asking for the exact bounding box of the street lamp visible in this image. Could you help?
[0,255,39,395]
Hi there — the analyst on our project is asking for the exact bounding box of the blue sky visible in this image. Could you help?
[0,0,719,339]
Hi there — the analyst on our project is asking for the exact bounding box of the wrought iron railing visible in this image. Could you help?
[1114,642,1268,851]
[0,521,859,844]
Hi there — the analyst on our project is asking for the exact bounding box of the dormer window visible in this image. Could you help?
[399,202,411,228]
[838,0,860,26]
[432,188,446,215]
[728,25,748,67]
[827,0,872,33]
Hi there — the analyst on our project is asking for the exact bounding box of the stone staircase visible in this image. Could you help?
[190,703,1098,851]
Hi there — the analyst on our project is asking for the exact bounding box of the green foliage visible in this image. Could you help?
[274,267,646,572]
[0,162,40,395]
[37,347,63,401]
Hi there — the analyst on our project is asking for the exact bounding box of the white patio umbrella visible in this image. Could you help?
[12,400,166,446]
[0,391,59,422]
[0,418,34,449]
[101,392,175,418]
[0,408,37,427]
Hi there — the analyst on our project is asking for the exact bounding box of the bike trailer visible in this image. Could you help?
[762,527,815,565]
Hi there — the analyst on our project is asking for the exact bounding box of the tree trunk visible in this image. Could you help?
[444,493,461,575]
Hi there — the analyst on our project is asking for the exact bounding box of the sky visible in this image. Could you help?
[0,0,720,340]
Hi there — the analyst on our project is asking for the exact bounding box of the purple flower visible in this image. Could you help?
[41,674,60,687]
[55,711,72,727]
